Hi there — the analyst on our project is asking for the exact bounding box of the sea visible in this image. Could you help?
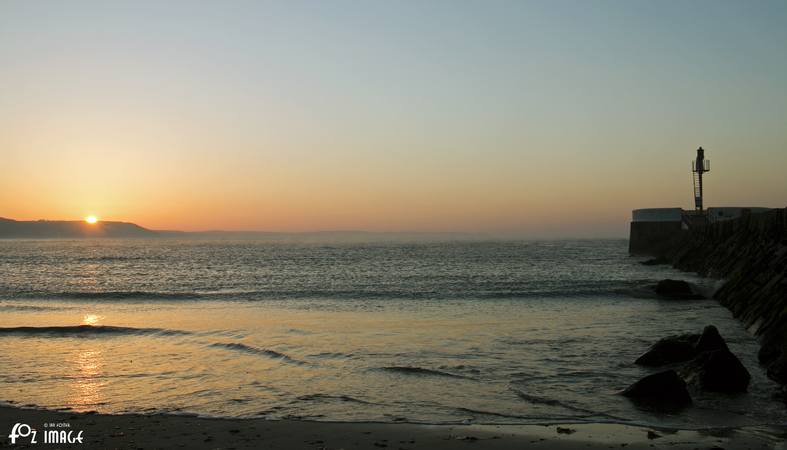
[0,238,784,429]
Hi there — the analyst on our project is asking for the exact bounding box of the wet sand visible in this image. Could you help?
[1,406,784,449]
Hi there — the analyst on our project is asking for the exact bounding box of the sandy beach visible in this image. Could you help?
[0,406,784,449]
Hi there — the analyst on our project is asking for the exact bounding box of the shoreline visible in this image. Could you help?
[1,406,784,449]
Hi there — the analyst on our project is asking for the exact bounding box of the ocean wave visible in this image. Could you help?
[208,342,305,365]
[0,325,190,336]
[58,291,201,300]
[495,336,587,346]
[0,279,653,301]
[454,407,579,421]
[307,351,356,359]
[0,304,72,312]
[616,280,715,300]
[75,255,148,262]
[296,393,371,404]
[438,364,481,376]
[2,290,202,300]
[378,366,474,380]
[510,388,619,420]
[512,388,569,408]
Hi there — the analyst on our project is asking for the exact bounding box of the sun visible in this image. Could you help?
[85,215,98,224]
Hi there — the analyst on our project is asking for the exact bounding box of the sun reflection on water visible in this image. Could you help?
[68,348,106,411]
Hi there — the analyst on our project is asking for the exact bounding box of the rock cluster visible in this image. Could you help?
[624,325,750,406]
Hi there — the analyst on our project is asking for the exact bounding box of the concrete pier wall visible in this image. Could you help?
[628,221,683,255]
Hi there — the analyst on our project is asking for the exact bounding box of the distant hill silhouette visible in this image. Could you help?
[0,218,157,238]
[0,217,488,241]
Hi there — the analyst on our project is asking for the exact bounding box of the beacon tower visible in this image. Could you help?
[692,147,710,212]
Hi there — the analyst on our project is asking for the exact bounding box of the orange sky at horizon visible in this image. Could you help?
[2,88,785,236]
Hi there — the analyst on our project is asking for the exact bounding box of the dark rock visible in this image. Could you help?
[635,333,699,366]
[681,349,750,392]
[654,279,704,299]
[621,370,692,404]
[655,279,692,295]
[694,325,729,354]
[641,257,669,266]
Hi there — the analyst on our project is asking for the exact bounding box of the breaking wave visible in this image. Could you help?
[3,290,202,300]
[378,366,474,380]
[0,325,190,336]
[511,388,621,420]
[0,304,72,312]
[208,342,305,365]
[296,393,371,404]
[0,281,651,302]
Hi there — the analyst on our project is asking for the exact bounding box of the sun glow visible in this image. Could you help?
[85,215,98,224]
[81,314,101,326]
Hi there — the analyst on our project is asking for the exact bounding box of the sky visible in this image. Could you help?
[1,0,785,237]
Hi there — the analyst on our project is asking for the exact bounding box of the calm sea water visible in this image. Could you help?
[0,239,784,428]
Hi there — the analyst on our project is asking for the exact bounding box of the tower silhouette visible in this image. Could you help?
[692,147,710,211]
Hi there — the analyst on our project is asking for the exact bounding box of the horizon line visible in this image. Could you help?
[0,216,628,239]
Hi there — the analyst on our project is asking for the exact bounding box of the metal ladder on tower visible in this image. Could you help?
[692,170,703,211]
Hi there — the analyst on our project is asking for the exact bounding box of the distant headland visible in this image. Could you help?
[0,217,487,241]
[0,217,156,239]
